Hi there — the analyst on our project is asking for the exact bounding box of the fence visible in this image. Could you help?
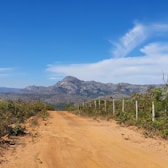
[70,89,168,139]
[77,98,157,122]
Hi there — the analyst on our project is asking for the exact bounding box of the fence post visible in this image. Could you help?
[104,99,107,112]
[79,105,81,116]
[122,99,124,112]
[152,101,155,122]
[94,100,97,109]
[113,99,115,115]
[136,101,138,121]
[99,99,101,109]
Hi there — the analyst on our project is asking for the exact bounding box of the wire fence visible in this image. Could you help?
[77,97,165,122]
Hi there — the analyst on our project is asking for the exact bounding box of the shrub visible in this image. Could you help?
[0,99,49,138]
[8,124,26,136]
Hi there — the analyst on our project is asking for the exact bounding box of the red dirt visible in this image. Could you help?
[1,111,168,168]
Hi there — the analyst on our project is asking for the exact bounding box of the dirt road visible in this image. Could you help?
[1,111,168,168]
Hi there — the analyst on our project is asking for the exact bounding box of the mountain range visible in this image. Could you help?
[0,76,162,109]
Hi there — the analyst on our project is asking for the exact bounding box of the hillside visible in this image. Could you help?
[0,76,161,108]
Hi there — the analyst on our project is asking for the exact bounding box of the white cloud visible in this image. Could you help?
[0,68,13,77]
[46,22,168,84]
[46,53,168,84]
[112,23,147,57]
[140,42,168,56]
[151,23,168,33]
[0,68,12,72]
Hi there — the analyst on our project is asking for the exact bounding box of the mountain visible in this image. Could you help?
[25,76,155,97]
[0,87,21,93]
[0,76,162,109]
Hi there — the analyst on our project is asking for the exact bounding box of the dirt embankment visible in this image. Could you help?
[1,111,168,168]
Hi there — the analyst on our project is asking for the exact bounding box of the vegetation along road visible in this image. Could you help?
[1,111,168,168]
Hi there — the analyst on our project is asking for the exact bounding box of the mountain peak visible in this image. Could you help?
[0,76,161,109]
[61,76,81,82]
[56,76,82,87]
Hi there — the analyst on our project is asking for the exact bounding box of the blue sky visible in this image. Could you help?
[1,0,168,88]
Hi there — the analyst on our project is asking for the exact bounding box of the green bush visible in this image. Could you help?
[0,99,49,138]
[162,129,168,139]
[8,124,26,136]
[75,84,168,139]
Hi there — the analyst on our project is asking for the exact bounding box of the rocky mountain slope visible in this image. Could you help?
[0,76,161,108]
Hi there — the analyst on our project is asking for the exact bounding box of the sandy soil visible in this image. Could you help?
[1,111,168,168]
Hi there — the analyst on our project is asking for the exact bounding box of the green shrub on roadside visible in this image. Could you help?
[70,84,168,139]
[0,99,50,138]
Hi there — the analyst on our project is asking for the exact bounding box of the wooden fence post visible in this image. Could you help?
[113,99,115,115]
[104,99,107,112]
[152,101,155,122]
[94,100,97,109]
[79,105,81,116]
[122,99,124,112]
[99,99,101,109]
[136,101,138,121]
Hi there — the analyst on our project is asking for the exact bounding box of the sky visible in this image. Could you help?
[1,0,168,88]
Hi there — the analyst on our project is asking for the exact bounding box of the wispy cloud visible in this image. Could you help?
[0,68,12,72]
[112,23,147,58]
[0,68,13,77]
[140,42,168,56]
[151,23,168,33]
[111,22,168,58]
[46,22,168,84]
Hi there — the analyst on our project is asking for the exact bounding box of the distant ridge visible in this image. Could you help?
[0,76,162,109]
[0,87,21,93]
